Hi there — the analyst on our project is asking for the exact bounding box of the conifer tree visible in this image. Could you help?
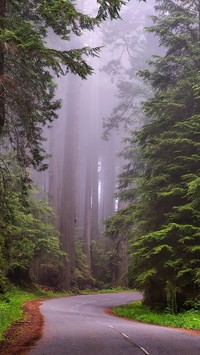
[129,0,200,311]
[106,0,200,311]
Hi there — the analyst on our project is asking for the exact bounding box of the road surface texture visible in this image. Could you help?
[29,292,200,355]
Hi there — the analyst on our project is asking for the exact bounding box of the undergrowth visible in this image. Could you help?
[0,287,71,341]
[113,301,200,330]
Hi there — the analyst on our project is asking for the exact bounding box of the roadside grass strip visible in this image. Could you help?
[0,289,39,341]
[0,287,72,341]
[113,301,200,330]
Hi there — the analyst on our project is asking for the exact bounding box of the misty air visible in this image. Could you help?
[0,1,200,354]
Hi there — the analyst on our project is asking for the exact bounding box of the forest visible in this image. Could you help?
[0,0,200,316]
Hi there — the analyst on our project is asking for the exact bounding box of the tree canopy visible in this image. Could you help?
[0,0,135,169]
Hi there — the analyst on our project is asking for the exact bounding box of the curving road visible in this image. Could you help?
[29,292,200,355]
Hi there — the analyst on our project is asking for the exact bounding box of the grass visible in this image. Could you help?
[0,287,72,341]
[113,301,200,330]
[0,288,37,341]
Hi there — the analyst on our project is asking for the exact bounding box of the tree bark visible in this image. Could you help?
[59,73,80,290]
[100,137,116,221]
[91,81,100,241]
[0,0,6,133]
[117,236,128,287]
[91,148,99,240]
[83,149,92,269]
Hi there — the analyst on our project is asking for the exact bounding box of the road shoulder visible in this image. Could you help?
[0,299,44,355]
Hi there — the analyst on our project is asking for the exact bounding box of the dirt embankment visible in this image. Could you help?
[0,299,44,355]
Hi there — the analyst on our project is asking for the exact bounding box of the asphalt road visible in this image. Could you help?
[29,292,200,355]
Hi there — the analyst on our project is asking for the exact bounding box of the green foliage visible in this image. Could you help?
[188,176,200,209]
[129,0,200,311]
[75,239,94,289]
[0,292,30,340]
[113,301,200,330]
[91,239,125,288]
[90,239,114,287]
[105,0,200,311]
[0,287,44,341]
[104,206,135,239]
[0,0,132,168]
[1,4,92,169]
[0,286,73,341]
[62,235,130,290]
[0,159,64,290]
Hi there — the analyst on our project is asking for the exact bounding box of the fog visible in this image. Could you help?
[32,0,159,288]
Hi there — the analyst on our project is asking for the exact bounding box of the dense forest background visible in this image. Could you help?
[0,0,199,314]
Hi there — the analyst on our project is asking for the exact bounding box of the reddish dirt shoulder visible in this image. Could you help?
[0,299,44,355]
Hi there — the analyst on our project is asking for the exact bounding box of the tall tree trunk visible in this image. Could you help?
[48,123,62,228]
[83,148,92,269]
[0,0,5,133]
[100,137,116,221]
[91,148,99,240]
[117,236,128,287]
[91,72,100,241]
[83,47,100,264]
[59,73,80,290]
